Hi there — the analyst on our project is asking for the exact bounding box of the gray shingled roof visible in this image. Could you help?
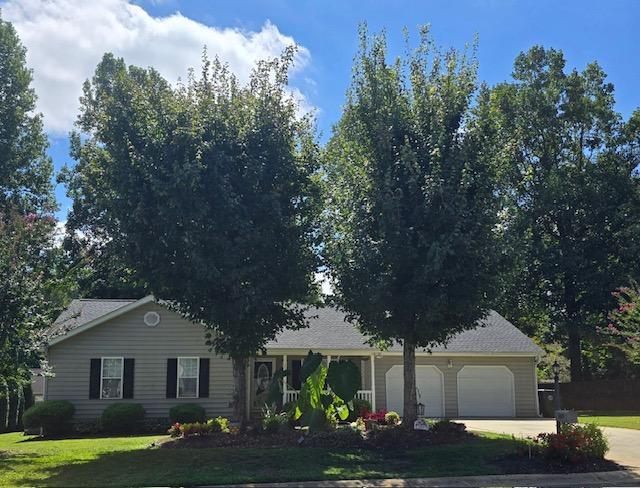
[48,298,136,339]
[49,299,542,355]
[266,307,543,354]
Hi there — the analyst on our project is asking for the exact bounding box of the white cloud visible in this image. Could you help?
[2,0,312,134]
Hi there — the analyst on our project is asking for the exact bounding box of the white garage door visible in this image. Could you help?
[457,366,515,417]
[385,365,444,417]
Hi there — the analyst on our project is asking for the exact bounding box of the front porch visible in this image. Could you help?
[250,353,378,415]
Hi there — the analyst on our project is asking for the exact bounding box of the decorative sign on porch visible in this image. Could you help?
[413,419,430,431]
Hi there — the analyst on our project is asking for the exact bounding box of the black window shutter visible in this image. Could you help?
[166,358,177,398]
[89,358,101,399]
[199,358,210,398]
[123,358,135,399]
[291,360,302,390]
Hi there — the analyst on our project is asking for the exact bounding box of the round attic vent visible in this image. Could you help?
[144,311,160,327]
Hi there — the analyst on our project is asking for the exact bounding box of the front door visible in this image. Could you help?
[252,359,275,410]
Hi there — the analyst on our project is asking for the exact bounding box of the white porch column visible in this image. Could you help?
[282,354,288,404]
[370,353,376,410]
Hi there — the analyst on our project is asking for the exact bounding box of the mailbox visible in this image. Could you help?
[555,409,578,424]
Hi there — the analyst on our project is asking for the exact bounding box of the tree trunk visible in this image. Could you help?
[567,327,583,382]
[232,356,248,430]
[563,277,583,382]
[403,339,417,426]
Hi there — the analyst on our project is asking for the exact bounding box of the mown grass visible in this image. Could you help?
[578,411,640,430]
[0,431,525,487]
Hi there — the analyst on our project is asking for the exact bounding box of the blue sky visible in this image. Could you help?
[3,0,639,220]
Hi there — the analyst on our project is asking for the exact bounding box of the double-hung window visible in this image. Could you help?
[177,357,199,398]
[101,357,123,399]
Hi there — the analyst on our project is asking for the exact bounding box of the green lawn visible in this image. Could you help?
[578,411,640,430]
[0,432,526,487]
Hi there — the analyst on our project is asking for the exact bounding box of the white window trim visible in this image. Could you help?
[100,357,124,400]
[177,357,200,399]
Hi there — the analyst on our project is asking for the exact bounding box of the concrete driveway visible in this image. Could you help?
[460,419,640,473]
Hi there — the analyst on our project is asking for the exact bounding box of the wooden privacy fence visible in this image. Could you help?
[539,379,640,411]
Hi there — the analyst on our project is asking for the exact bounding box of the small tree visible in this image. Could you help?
[63,49,320,426]
[323,26,500,424]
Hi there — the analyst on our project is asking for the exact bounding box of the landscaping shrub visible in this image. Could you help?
[304,426,365,448]
[74,419,101,435]
[142,417,170,434]
[168,422,182,437]
[173,417,231,437]
[101,403,145,434]
[535,423,608,463]
[349,398,372,420]
[169,403,206,424]
[262,406,289,434]
[22,400,75,436]
[350,417,366,432]
[431,419,466,435]
[384,411,400,426]
[208,416,230,433]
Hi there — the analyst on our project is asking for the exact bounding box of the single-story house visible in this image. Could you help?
[43,295,543,421]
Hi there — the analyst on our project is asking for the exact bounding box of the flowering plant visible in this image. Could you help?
[167,422,181,437]
[534,423,608,463]
[598,285,640,364]
[362,408,388,423]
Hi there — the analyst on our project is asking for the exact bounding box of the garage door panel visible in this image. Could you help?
[385,365,444,418]
[457,366,515,417]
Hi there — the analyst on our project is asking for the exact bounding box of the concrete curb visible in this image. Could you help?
[208,470,640,488]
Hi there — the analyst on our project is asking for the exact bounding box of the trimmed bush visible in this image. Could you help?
[170,417,231,438]
[22,400,75,436]
[385,411,400,426]
[304,426,364,448]
[101,403,145,434]
[169,403,205,424]
[208,416,230,433]
[535,423,608,462]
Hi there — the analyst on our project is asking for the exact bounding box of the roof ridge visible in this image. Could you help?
[77,298,138,302]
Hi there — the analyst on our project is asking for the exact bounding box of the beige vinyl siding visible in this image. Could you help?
[373,355,538,417]
[46,303,234,420]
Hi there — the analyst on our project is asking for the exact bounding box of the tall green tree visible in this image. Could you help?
[323,26,501,424]
[0,14,58,424]
[488,47,640,380]
[63,50,320,425]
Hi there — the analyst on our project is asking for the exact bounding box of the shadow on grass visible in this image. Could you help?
[14,434,627,488]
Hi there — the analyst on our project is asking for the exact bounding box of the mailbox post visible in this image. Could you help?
[553,360,561,433]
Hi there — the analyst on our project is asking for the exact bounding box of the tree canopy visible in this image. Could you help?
[62,49,321,423]
[323,26,501,423]
[0,15,57,385]
[487,47,640,380]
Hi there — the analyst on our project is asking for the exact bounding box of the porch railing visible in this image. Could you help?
[283,389,373,405]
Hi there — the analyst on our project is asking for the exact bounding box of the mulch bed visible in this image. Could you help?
[157,430,302,449]
[495,453,623,474]
[158,422,473,450]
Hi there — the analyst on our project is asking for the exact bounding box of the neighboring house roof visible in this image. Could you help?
[47,296,542,355]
